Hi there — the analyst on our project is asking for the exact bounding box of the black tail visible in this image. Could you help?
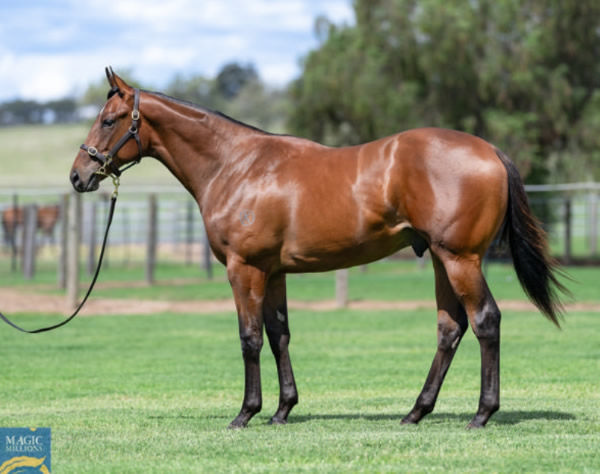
[496,150,569,327]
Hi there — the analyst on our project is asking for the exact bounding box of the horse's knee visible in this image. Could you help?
[438,324,465,352]
[437,312,468,351]
[240,330,263,360]
[471,301,501,341]
[268,333,290,358]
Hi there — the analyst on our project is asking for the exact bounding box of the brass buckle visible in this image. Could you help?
[131,110,140,121]
[111,174,120,198]
[94,156,113,178]
[87,146,98,157]
[93,156,120,198]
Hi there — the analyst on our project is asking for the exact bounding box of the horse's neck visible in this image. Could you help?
[145,94,257,205]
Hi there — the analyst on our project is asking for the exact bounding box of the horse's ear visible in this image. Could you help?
[105,66,132,94]
[112,72,133,93]
[105,66,117,89]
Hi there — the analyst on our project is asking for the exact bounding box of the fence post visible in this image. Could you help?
[66,192,82,308]
[22,204,37,280]
[10,193,18,273]
[146,194,157,285]
[202,226,213,280]
[564,198,572,264]
[171,202,180,254]
[336,269,349,308]
[122,206,130,266]
[589,192,598,256]
[186,200,194,266]
[87,201,97,275]
[58,194,68,289]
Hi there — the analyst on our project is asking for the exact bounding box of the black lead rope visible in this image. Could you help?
[0,194,118,334]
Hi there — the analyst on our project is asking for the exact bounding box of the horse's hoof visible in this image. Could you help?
[228,418,248,430]
[466,421,485,430]
[269,416,287,425]
[400,413,419,425]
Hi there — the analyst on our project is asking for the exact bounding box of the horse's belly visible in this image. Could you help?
[280,224,415,273]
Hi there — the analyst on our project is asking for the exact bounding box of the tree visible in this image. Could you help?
[164,64,289,133]
[165,73,221,110]
[215,63,259,99]
[289,0,600,183]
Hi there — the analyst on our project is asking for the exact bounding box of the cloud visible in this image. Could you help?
[0,0,354,101]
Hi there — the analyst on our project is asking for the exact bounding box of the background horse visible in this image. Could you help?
[70,68,566,429]
[1,204,60,250]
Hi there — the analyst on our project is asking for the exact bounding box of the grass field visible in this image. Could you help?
[0,124,179,188]
[0,307,598,472]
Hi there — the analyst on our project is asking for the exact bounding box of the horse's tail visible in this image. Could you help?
[496,149,569,327]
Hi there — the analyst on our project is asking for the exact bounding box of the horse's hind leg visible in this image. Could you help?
[402,255,468,424]
[263,273,298,424]
[439,252,501,428]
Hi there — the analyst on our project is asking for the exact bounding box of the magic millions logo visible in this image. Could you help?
[0,428,51,474]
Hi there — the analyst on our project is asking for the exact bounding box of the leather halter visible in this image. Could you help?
[80,87,143,179]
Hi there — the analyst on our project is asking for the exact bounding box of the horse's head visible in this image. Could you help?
[70,67,144,192]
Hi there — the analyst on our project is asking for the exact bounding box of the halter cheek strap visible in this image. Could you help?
[80,88,143,179]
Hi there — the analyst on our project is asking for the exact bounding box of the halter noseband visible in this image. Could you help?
[80,87,143,180]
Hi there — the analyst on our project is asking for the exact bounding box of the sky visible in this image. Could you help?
[0,0,354,102]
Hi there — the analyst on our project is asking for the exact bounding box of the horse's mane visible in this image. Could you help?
[143,90,276,136]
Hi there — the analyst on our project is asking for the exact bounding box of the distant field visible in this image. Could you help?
[0,124,179,188]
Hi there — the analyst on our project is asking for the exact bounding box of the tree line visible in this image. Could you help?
[3,0,599,184]
[0,62,290,134]
[289,0,600,183]
[0,98,78,126]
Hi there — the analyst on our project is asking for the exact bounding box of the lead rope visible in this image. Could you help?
[0,178,120,334]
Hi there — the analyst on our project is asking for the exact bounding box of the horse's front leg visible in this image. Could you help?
[263,273,298,424]
[227,258,267,429]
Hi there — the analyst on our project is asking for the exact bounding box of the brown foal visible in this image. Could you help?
[70,69,565,429]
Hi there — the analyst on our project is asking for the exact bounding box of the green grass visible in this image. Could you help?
[0,308,598,472]
[0,258,594,303]
[85,259,596,303]
[0,123,179,188]
[0,123,91,188]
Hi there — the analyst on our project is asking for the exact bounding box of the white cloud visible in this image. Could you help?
[260,61,300,86]
[0,0,354,101]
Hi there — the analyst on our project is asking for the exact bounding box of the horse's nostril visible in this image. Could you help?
[70,169,84,192]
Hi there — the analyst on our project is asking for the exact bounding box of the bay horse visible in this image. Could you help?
[70,68,566,429]
[2,205,60,248]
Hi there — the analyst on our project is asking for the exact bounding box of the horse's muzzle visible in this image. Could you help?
[70,169,99,193]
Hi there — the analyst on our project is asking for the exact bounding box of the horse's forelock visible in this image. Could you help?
[106,86,122,100]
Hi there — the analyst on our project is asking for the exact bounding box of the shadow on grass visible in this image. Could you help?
[288,410,575,425]
[147,414,229,420]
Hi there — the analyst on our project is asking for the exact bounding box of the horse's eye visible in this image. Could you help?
[102,119,115,128]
